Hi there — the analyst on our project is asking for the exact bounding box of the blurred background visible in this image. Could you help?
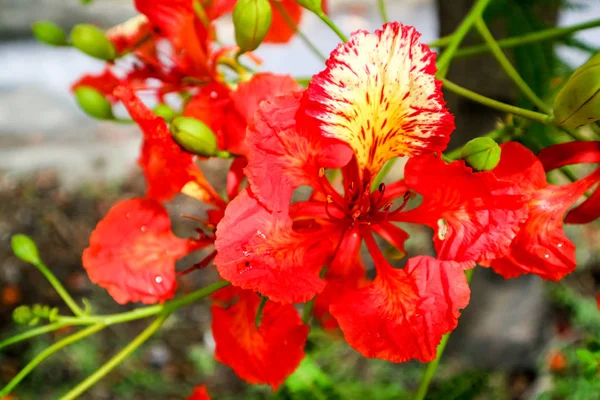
[0,0,599,399]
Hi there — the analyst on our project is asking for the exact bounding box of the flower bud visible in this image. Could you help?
[170,116,218,156]
[13,305,33,325]
[296,0,323,14]
[233,0,272,53]
[70,23,117,60]
[553,52,600,128]
[74,86,114,120]
[460,137,501,171]
[154,104,176,122]
[11,234,41,266]
[32,21,68,46]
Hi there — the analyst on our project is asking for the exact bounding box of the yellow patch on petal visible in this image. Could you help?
[306,22,454,178]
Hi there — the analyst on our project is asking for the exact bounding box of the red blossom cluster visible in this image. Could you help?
[73,0,600,393]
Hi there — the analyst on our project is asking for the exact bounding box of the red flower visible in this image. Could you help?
[484,142,600,280]
[212,288,309,390]
[396,153,528,266]
[215,23,469,363]
[538,141,600,224]
[187,385,211,400]
[83,198,200,304]
[115,86,199,201]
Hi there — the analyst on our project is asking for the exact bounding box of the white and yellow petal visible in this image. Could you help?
[305,22,454,178]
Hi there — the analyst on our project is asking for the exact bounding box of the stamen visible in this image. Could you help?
[177,249,217,276]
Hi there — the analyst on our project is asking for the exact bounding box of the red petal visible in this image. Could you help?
[487,142,600,280]
[115,86,197,201]
[82,198,195,304]
[246,92,351,213]
[135,0,210,74]
[71,70,121,101]
[265,0,303,43]
[538,141,600,171]
[330,256,470,362]
[565,186,600,224]
[212,290,309,390]
[398,154,527,265]
[106,15,153,53]
[214,189,329,303]
[187,385,211,400]
[304,22,453,178]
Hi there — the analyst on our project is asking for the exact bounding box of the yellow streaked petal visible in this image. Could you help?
[305,22,454,179]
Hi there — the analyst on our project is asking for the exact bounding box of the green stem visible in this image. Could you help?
[57,280,230,327]
[59,314,170,400]
[441,79,553,125]
[316,11,347,42]
[0,324,105,397]
[436,0,493,78]
[371,158,398,191]
[271,1,327,61]
[0,322,70,351]
[427,34,454,49]
[255,296,268,328]
[474,17,551,113]
[378,0,390,23]
[34,261,84,317]
[455,18,600,58]
[414,268,475,400]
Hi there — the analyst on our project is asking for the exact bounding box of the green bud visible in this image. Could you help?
[74,86,114,120]
[11,234,42,265]
[460,137,502,171]
[70,23,116,60]
[170,116,218,156]
[154,104,177,122]
[32,21,68,46]
[296,0,323,14]
[553,52,600,128]
[13,305,33,325]
[233,0,272,53]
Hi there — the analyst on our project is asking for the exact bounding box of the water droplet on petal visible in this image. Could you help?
[155,276,163,283]
[544,254,550,259]
[126,212,131,219]
[256,230,267,239]
[557,243,563,248]
[210,91,218,99]
[141,225,148,232]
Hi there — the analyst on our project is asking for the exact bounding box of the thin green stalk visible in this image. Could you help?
[57,280,230,326]
[474,17,551,113]
[414,269,475,400]
[0,324,105,397]
[317,12,347,42]
[0,322,70,351]
[455,18,600,58]
[272,1,327,61]
[436,0,493,78]
[33,260,84,317]
[378,0,390,23]
[302,268,328,324]
[427,34,454,48]
[255,296,268,328]
[441,79,554,125]
[59,314,170,400]
[371,158,398,191]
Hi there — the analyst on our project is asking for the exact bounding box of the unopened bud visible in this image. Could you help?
[74,86,114,120]
[170,116,218,156]
[233,0,272,53]
[32,21,68,46]
[13,305,33,325]
[154,104,176,122]
[70,24,116,60]
[11,234,41,265]
[460,137,501,171]
[553,52,600,128]
[296,0,323,14]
